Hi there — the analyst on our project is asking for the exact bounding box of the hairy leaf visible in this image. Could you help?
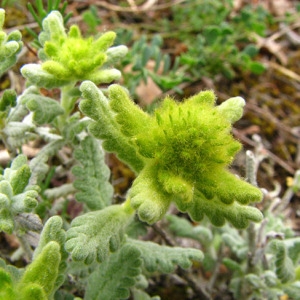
[128,238,203,273]
[178,187,263,229]
[0,155,39,233]
[19,241,61,297]
[20,63,68,89]
[85,243,142,300]
[33,216,68,285]
[284,282,300,300]
[81,82,263,226]
[65,204,134,264]
[0,268,15,300]
[79,81,145,173]
[0,258,23,283]
[20,86,64,125]
[166,214,213,244]
[131,289,161,300]
[44,183,76,200]
[29,154,49,185]
[72,136,113,210]
[269,239,295,283]
[0,9,23,76]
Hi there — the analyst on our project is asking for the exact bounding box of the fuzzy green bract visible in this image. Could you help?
[80,82,263,228]
[21,11,127,88]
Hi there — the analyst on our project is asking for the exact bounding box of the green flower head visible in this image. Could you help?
[80,82,263,228]
[21,11,127,88]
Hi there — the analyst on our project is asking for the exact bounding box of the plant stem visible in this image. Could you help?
[57,82,76,130]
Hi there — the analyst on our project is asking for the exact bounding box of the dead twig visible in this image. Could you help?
[232,128,295,175]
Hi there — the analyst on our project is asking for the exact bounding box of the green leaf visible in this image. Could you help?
[19,241,61,297]
[105,45,128,65]
[243,44,259,58]
[166,214,213,244]
[0,258,23,283]
[2,122,35,140]
[180,186,263,229]
[0,155,39,233]
[216,96,245,123]
[222,227,248,259]
[0,89,17,112]
[132,289,161,300]
[203,26,221,45]
[222,258,243,273]
[61,113,90,143]
[284,237,300,264]
[248,61,265,74]
[108,84,151,139]
[284,282,300,300]
[44,183,76,200]
[129,163,172,224]
[72,136,113,210]
[85,243,142,300]
[29,154,49,185]
[79,81,145,173]
[0,9,23,76]
[10,165,31,195]
[0,268,15,300]
[128,238,203,273]
[65,204,134,264]
[33,216,67,280]
[269,239,295,283]
[20,88,64,125]
[21,64,70,88]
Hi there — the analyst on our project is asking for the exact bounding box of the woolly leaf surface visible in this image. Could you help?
[0,155,39,233]
[283,237,300,264]
[33,216,67,280]
[0,268,15,300]
[28,154,49,185]
[0,10,22,76]
[21,92,64,125]
[166,214,213,243]
[269,239,295,284]
[65,205,133,264]
[30,11,125,85]
[18,284,47,300]
[178,187,263,229]
[2,122,34,138]
[126,89,262,225]
[284,282,300,300]
[72,136,113,210]
[21,64,70,88]
[79,81,145,173]
[0,89,16,112]
[44,183,76,200]
[131,289,161,300]
[62,115,90,144]
[108,84,152,138]
[222,227,249,259]
[0,258,23,283]
[129,163,172,224]
[128,238,203,273]
[85,243,142,300]
[80,81,263,227]
[19,241,61,297]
